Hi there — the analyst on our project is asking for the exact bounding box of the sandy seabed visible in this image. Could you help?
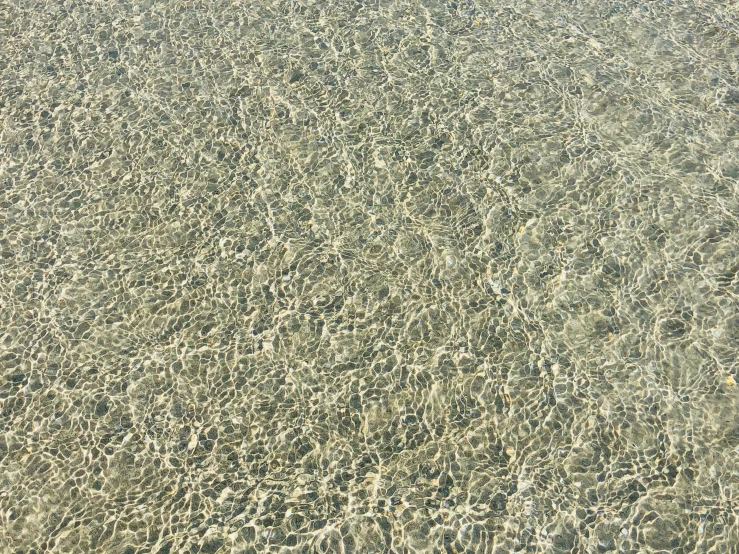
[1,1,738,553]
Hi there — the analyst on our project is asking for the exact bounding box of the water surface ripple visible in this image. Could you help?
[1,0,738,553]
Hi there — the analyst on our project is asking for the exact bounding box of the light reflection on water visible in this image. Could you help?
[1,0,738,553]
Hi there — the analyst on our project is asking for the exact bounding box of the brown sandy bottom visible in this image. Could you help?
[1,0,738,553]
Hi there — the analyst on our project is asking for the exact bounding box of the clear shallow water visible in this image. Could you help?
[1,0,738,552]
